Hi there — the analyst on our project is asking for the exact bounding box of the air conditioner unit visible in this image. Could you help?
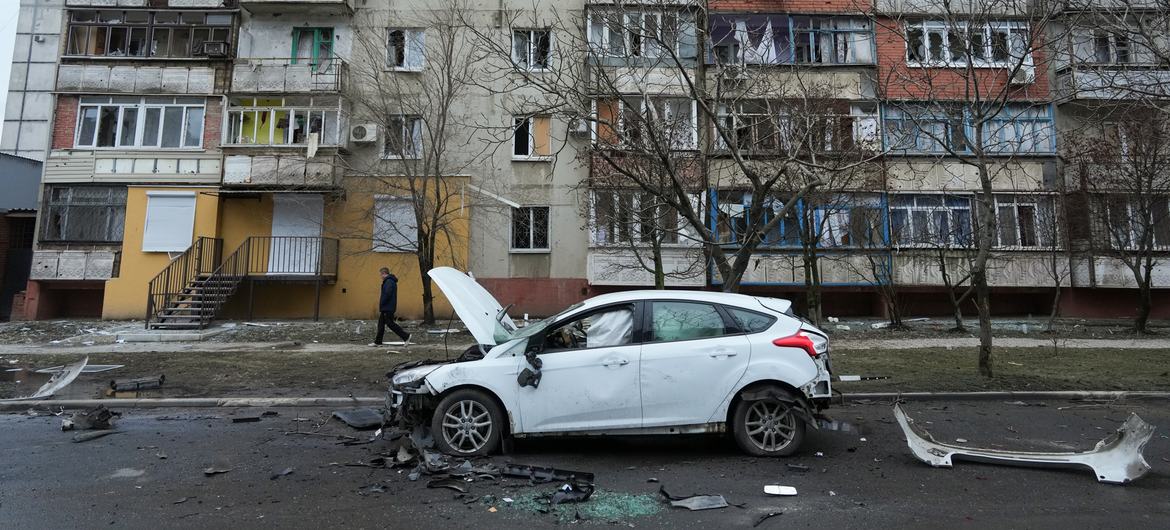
[568,117,590,137]
[1009,67,1036,85]
[350,123,378,144]
[201,41,229,58]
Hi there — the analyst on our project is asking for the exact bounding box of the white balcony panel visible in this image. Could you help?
[222,154,338,187]
[56,65,216,95]
[31,250,117,281]
[587,248,705,287]
[1056,68,1170,101]
[43,150,222,184]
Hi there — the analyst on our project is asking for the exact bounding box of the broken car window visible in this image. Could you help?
[650,301,730,342]
[543,306,634,352]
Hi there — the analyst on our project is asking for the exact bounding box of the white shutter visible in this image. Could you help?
[373,196,419,252]
[406,29,426,70]
[142,192,197,252]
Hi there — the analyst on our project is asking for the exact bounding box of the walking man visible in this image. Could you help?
[371,267,411,346]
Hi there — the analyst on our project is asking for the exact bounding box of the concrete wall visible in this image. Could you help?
[2,0,64,162]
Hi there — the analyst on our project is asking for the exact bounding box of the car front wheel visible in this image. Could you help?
[731,388,806,456]
[431,389,504,457]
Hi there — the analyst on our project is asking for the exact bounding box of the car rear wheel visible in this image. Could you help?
[431,389,504,457]
[731,388,806,456]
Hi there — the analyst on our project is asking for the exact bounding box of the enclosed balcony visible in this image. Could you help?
[231,58,344,94]
[239,0,354,16]
[1055,67,1170,101]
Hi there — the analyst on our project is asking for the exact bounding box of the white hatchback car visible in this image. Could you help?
[387,267,833,457]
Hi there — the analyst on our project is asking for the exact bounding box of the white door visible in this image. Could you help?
[269,194,323,274]
[638,300,752,427]
[516,304,642,433]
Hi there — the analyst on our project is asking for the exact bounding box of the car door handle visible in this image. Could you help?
[708,349,739,358]
[601,358,630,367]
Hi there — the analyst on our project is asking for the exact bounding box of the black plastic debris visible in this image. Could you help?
[110,375,165,392]
[332,408,384,430]
[754,511,783,527]
[501,464,595,484]
[660,486,729,511]
[548,482,595,505]
[231,415,261,423]
[426,478,469,493]
[72,430,119,443]
[786,464,810,473]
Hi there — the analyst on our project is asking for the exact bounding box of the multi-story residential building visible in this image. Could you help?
[1,0,1166,324]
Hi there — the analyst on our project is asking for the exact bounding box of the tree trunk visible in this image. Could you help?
[1046,284,1061,333]
[976,277,993,377]
[803,251,822,325]
[652,237,665,290]
[417,238,435,325]
[1135,280,1152,334]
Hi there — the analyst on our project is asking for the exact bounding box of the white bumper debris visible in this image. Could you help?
[894,403,1155,485]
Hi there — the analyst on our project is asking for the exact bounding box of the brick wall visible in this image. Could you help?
[203,97,222,150]
[711,0,873,13]
[874,17,1051,101]
[52,96,78,150]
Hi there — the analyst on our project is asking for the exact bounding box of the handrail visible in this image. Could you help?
[145,237,223,328]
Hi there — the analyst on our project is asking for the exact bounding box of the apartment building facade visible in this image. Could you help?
[2,0,1167,324]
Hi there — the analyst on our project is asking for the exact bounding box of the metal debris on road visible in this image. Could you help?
[786,464,810,472]
[34,364,123,374]
[270,467,294,480]
[764,485,797,496]
[545,482,594,506]
[754,511,783,527]
[231,415,262,423]
[894,403,1155,484]
[203,466,233,476]
[9,357,88,401]
[331,408,384,430]
[501,463,595,484]
[110,375,165,392]
[426,478,469,493]
[61,405,117,431]
[72,431,119,443]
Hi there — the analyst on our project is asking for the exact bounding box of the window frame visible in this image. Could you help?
[512,28,552,71]
[372,195,419,252]
[511,205,551,252]
[533,302,643,355]
[904,20,1032,69]
[40,185,128,244]
[141,191,197,253]
[591,189,692,247]
[74,96,205,150]
[382,114,424,159]
[512,115,553,160]
[614,97,697,150]
[724,305,778,335]
[386,27,426,71]
[993,194,1057,249]
[225,96,342,147]
[64,9,233,59]
[642,299,739,345]
[882,103,1055,155]
[889,194,975,248]
[588,8,698,61]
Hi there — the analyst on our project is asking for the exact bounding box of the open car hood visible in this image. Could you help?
[428,267,517,345]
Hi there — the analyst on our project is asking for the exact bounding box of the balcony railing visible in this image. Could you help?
[222,154,340,188]
[1055,67,1170,101]
[231,58,345,93]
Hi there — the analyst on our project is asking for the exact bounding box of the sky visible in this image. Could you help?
[0,6,16,145]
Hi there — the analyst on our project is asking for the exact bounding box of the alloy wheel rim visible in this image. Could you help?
[744,400,797,452]
[441,400,492,453]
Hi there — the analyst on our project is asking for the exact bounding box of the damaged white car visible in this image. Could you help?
[387,267,834,457]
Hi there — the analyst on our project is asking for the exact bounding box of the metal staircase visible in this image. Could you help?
[146,236,339,330]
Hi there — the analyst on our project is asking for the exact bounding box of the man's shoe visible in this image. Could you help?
[368,342,382,347]
[403,333,412,344]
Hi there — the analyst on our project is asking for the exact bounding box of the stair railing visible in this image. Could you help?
[144,237,223,328]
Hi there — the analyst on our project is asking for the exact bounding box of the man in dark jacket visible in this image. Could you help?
[371,267,411,345]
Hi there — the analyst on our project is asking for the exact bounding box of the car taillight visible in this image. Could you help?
[773,331,821,358]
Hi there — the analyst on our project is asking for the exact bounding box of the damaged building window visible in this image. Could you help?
[75,96,205,149]
[226,97,342,146]
[512,29,551,70]
[708,15,873,65]
[904,21,1030,67]
[995,194,1056,248]
[714,191,801,248]
[543,305,635,351]
[1101,195,1170,250]
[592,190,690,246]
[384,115,423,159]
[588,9,698,62]
[387,28,426,70]
[511,206,550,251]
[373,196,419,252]
[41,185,127,243]
[66,9,232,58]
[889,194,974,247]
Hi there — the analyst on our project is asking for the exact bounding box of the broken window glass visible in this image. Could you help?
[41,185,127,243]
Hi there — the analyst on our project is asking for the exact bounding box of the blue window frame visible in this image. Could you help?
[883,103,1055,154]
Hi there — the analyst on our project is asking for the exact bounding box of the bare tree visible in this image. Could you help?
[464,1,882,295]
[1065,109,1170,333]
[339,0,488,323]
[870,0,1067,376]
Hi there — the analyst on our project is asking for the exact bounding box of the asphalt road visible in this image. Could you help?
[1,400,1167,529]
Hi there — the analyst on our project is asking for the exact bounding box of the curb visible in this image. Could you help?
[3,391,1170,411]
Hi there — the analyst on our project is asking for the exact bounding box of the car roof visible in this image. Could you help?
[579,289,784,311]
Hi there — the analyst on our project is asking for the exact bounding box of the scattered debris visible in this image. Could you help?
[754,511,783,527]
[660,486,729,511]
[764,485,797,496]
[173,497,190,505]
[426,478,468,493]
[73,431,119,443]
[110,375,165,392]
[203,466,233,476]
[836,375,890,382]
[545,482,594,505]
[501,464,594,484]
[894,403,1155,484]
[955,438,968,443]
[834,325,851,331]
[426,328,461,334]
[786,464,810,473]
[818,418,862,433]
[34,364,123,374]
[10,357,88,400]
[231,415,262,423]
[270,467,294,480]
[332,408,384,430]
[244,322,270,327]
[869,322,890,329]
[61,405,117,431]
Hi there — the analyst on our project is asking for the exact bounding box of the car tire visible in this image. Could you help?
[731,387,806,457]
[431,389,504,457]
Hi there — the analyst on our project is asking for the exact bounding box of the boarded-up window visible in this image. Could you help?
[513,116,552,158]
[595,99,619,145]
[373,196,418,252]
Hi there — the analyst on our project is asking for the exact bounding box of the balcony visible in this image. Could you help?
[1055,67,1170,101]
[31,250,118,281]
[43,150,223,184]
[222,154,340,188]
[239,0,353,16]
[231,58,344,94]
[66,1,234,6]
[56,64,217,95]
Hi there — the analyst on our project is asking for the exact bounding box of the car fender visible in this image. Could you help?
[705,354,819,424]
[423,357,524,433]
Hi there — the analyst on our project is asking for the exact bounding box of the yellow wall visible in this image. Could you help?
[102,186,221,319]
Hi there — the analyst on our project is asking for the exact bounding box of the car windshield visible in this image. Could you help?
[511,303,585,340]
